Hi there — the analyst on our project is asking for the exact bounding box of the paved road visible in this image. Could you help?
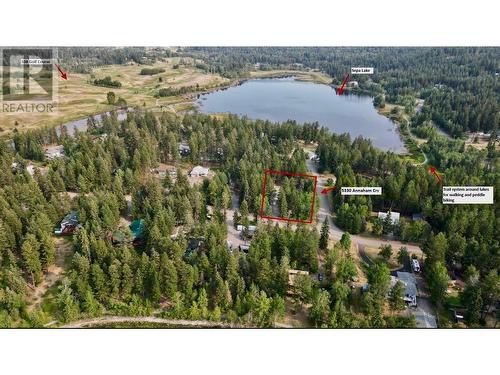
[306,156,423,257]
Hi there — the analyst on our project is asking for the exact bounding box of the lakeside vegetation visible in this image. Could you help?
[186,47,500,137]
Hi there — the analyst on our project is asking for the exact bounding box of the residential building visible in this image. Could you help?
[378,211,400,225]
[54,211,79,235]
[189,166,209,177]
[45,145,65,160]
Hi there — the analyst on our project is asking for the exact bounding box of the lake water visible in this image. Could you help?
[196,77,406,153]
[55,109,129,136]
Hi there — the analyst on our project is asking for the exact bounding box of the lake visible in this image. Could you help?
[196,77,406,153]
[55,109,129,136]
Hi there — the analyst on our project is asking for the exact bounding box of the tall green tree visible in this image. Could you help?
[319,218,329,250]
[21,234,43,285]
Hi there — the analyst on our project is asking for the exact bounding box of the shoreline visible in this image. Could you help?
[2,70,409,157]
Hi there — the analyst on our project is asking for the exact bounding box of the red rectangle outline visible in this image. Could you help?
[259,169,317,224]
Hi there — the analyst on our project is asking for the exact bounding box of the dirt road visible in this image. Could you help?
[28,237,73,311]
[61,316,245,328]
[225,190,248,250]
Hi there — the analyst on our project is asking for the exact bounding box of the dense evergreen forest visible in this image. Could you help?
[185,47,500,136]
[57,47,176,73]
[1,107,498,327]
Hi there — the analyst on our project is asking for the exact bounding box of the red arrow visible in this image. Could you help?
[337,73,350,95]
[429,166,442,183]
[320,186,336,194]
[54,64,68,80]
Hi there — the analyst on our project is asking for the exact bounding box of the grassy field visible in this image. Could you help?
[0,58,229,135]
[249,69,332,84]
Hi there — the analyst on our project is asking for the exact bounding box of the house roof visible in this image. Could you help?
[378,211,400,223]
[412,213,423,221]
[45,145,65,158]
[62,211,79,226]
[396,271,418,298]
[190,166,209,175]
[130,219,144,240]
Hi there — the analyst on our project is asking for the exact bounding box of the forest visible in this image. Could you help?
[2,44,500,327]
[1,107,498,328]
[185,47,500,136]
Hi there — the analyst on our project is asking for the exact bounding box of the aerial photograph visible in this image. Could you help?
[0,1,498,374]
[1,46,497,329]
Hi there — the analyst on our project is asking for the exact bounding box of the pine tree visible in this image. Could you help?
[197,288,209,319]
[91,263,108,301]
[240,199,249,227]
[390,281,406,311]
[340,232,351,250]
[38,232,55,270]
[319,218,329,250]
[21,234,43,285]
[108,261,121,298]
[83,290,103,317]
[160,253,178,298]
[121,263,133,299]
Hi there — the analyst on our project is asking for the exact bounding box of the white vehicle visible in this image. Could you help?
[412,259,421,273]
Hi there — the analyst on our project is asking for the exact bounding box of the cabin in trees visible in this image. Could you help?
[111,219,145,246]
[390,271,418,307]
[54,211,80,235]
[378,211,400,225]
[184,236,206,257]
[44,145,65,160]
[130,219,145,246]
[189,166,209,177]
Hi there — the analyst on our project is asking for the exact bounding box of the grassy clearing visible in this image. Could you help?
[249,69,332,84]
[0,58,229,135]
[363,246,401,269]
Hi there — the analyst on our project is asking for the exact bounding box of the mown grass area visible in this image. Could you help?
[249,69,332,84]
[0,58,229,135]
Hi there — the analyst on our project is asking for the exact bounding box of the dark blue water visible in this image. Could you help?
[197,77,405,153]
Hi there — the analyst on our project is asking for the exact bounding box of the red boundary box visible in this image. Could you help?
[259,169,317,224]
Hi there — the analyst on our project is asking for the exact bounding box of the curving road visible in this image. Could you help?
[306,156,423,257]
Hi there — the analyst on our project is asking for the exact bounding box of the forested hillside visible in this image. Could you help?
[186,47,500,136]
